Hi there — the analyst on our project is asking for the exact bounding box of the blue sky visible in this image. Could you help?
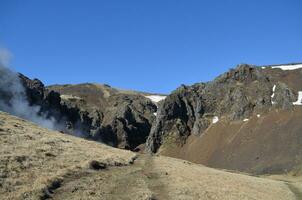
[0,0,301,94]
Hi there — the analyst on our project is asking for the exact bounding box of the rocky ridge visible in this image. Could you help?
[4,75,158,150]
[145,64,302,174]
[46,83,160,150]
[146,64,301,153]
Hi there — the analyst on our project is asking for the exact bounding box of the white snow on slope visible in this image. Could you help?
[61,94,82,100]
[257,114,261,118]
[293,91,302,105]
[212,116,219,124]
[271,85,276,105]
[243,118,249,122]
[271,64,302,70]
[145,95,166,103]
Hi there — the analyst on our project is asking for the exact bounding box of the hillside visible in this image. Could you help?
[146,63,302,175]
[0,111,301,200]
[47,83,166,110]
[47,83,166,150]
[2,63,301,176]
[0,66,164,151]
[158,107,302,175]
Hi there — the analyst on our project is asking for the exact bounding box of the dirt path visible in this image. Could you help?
[50,154,167,200]
[46,154,300,200]
[137,155,169,199]
[0,111,299,200]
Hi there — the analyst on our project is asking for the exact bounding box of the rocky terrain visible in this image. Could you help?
[0,111,301,200]
[47,83,165,150]
[1,62,302,199]
[1,67,164,150]
[146,63,302,174]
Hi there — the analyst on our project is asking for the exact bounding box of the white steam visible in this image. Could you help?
[0,48,57,130]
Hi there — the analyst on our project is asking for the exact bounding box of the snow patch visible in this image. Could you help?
[293,91,302,105]
[60,94,82,100]
[145,95,166,103]
[272,85,276,92]
[271,85,276,105]
[243,118,249,122]
[271,64,302,71]
[212,116,219,124]
[257,114,261,118]
[153,112,157,116]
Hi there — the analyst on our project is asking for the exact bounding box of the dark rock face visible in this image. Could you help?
[146,64,297,153]
[97,95,156,149]
[44,83,157,150]
[19,74,45,105]
[18,74,96,137]
[3,74,156,150]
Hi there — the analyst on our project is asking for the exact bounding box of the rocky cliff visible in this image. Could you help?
[46,83,158,150]
[146,63,302,174]
[0,72,157,150]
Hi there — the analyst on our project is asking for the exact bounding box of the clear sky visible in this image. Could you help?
[0,0,301,94]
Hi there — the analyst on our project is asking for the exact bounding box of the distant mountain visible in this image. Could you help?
[146,63,302,175]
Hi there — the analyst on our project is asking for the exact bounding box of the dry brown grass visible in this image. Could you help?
[0,111,299,200]
[150,156,296,200]
[0,111,136,199]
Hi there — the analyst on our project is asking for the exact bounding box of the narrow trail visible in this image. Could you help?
[138,154,169,200]
[41,153,301,200]
[47,154,168,200]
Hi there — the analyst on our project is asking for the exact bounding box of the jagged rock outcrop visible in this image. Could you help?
[146,64,298,153]
[0,73,157,150]
[47,83,157,150]
[95,94,156,149]
[18,74,97,137]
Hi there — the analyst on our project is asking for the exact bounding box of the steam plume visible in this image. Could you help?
[0,48,57,129]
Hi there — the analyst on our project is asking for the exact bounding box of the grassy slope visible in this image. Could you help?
[0,111,136,199]
[0,111,299,200]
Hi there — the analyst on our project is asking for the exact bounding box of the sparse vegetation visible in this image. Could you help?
[0,111,301,199]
